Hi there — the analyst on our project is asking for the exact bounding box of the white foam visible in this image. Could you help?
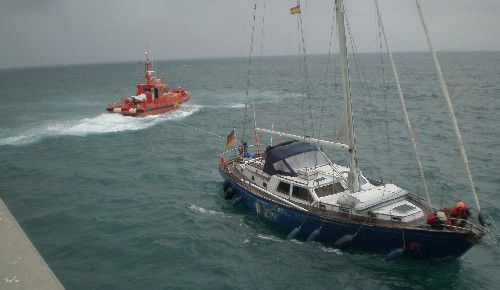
[188,204,224,216]
[0,104,201,146]
[228,103,246,108]
[257,234,282,243]
[202,103,245,109]
[321,247,343,255]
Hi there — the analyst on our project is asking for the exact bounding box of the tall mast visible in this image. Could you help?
[335,0,360,192]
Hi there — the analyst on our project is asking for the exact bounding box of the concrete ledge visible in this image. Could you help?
[0,198,64,289]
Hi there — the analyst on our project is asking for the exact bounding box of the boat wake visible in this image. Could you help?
[203,103,246,109]
[0,104,201,146]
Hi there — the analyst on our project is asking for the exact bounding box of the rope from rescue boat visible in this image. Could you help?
[174,120,224,139]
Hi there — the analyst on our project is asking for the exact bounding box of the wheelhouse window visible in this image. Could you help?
[292,186,312,202]
[315,182,345,198]
[277,182,291,195]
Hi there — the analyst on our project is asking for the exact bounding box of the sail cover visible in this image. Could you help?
[338,109,349,144]
[263,141,328,176]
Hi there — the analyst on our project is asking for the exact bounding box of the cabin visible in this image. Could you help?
[233,141,424,223]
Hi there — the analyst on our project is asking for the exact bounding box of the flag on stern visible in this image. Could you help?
[226,129,236,149]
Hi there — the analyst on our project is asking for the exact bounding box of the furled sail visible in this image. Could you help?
[338,109,349,145]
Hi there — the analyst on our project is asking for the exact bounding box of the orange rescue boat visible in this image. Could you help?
[106,52,190,117]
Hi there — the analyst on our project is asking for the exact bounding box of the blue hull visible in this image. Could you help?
[220,170,478,260]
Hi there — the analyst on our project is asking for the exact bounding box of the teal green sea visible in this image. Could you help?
[0,52,499,289]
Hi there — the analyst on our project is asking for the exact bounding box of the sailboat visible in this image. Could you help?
[218,0,495,260]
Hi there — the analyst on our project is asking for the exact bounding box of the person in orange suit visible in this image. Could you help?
[449,201,471,227]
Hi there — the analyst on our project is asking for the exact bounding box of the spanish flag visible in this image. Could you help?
[226,129,236,149]
[290,5,301,14]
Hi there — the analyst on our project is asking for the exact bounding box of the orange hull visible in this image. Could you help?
[106,51,190,117]
[107,89,190,117]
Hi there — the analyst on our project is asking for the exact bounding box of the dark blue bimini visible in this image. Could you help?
[263,141,326,176]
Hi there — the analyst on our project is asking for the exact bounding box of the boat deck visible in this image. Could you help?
[222,157,479,235]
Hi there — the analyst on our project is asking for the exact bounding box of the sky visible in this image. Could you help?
[0,0,499,69]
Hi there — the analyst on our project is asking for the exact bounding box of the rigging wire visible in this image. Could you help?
[253,0,267,153]
[374,0,392,182]
[319,0,337,142]
[375,0,431,209]
[315,0,337,169]
[295,0,313,140]
[242,2,258,143]
[415,0,482,223]
[343,5,376,145]
[257,0,266,85]
[300,8,314,139]
[295,13,306,140]
[376,10,390,155]
[293,0,316,169]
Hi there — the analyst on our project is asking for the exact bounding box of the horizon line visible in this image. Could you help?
[1,49,498,71]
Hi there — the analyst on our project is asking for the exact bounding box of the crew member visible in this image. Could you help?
[238,142,248,157]
[449,201,471,227]
[427,209,451,229]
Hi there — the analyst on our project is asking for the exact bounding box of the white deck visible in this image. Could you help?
[237,155,425,223]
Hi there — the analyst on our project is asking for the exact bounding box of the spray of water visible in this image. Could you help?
[0,105,201,146]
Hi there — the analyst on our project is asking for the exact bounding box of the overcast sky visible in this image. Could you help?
[0,0,498,69]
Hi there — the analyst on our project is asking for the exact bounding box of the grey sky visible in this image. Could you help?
[0,0,498,69]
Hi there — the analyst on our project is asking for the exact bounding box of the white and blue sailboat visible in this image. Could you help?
[219,0,494,260]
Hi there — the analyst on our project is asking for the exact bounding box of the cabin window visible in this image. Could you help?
[263,182,267,189]
[315,182,345,198]
[340,206,351,213]
[277,182,291,195]
[292,186,312,202]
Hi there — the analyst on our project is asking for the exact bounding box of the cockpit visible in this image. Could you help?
[263,141,329,176]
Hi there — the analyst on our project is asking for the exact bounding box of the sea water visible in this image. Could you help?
[0,52,499,289]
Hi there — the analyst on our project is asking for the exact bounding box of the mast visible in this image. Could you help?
[144,51,152,84]
[335,0,360,192]
[415,0,483,223]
